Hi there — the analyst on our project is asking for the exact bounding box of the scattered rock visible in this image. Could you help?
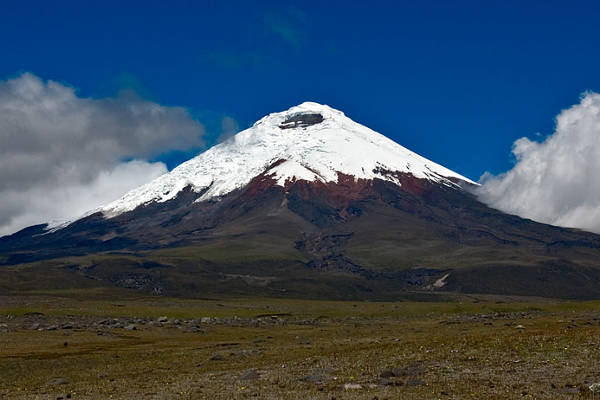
[392,363,425,377]
[378,364,423,386]
[515,325,525,330]
[380,369,395,378]
[379,377,390,386]
[45,325,58,331]
[343,383,363,390]
[124,324,137,330]
[210,354,224,361]
[589,383,600,392]
[239,369,261,380]
[379,377,403,386]
[24,312,45,317]
[157,316,168,323]
[47,378,69,386]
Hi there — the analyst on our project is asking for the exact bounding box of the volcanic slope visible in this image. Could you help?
[2,102,600,299]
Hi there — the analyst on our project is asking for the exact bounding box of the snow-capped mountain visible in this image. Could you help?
[4,102,600,301]
[102,102,474,217]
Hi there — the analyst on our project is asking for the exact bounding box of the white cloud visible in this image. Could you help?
[0,160,167,235]
[477,92,600,233]
[0,73,205,236]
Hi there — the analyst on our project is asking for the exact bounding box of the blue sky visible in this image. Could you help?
[2,0,600,180]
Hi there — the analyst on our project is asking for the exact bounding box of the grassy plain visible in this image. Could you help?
[1,293,600,399]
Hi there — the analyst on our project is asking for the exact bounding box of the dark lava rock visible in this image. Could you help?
[393,362,426,377]
[407,378,426,387]
[279,113,324,129]
[380,369,395,378]
[210,354,224,361]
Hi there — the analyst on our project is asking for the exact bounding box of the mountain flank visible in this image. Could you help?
[2,102,600,299]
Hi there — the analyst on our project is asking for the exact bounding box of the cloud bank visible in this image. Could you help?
[0,73,204,236]
[477,92,600,233]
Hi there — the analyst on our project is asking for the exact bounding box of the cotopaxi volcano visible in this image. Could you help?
[101,102,475,216]
[2,102,600,299]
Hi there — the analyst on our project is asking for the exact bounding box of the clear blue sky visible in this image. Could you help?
[2,0,600,181]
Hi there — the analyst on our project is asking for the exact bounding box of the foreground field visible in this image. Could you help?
[1,293,600,399]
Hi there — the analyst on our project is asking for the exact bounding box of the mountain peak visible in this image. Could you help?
[253,102,345,130]
[101,103,475,217]
[265,101,343,117]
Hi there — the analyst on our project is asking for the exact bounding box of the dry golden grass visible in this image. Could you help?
[1,295,600,399]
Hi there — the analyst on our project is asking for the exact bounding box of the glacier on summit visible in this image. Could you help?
[101,102,475,217]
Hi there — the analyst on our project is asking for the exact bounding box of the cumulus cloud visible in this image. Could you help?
[477,92,600,233]
[0,160,167,235]
[0,73,205,236]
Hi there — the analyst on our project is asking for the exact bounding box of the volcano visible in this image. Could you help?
[2,102,600,299]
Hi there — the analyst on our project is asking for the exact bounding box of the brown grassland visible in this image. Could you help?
[2,291,600,399]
